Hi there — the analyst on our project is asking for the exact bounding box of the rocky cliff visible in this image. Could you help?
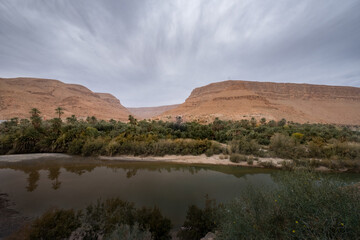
[157,80,360,125]
[0,77,130,121]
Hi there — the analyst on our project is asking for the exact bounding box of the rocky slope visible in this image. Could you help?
[157,80,360,125]
[128,104,180,119]
[0,78,130,121]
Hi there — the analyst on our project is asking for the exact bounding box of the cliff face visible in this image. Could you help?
[158,80,360,125]
[0,77,130,121]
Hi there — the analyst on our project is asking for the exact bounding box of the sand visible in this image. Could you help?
[0,153,288,169]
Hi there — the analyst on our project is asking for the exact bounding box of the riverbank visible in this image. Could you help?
[0,153,353,172]
[0,153,289,166]
[0,193,30,239]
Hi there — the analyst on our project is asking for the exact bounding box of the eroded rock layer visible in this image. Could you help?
[157,80,360,125]
[0,78,130,121]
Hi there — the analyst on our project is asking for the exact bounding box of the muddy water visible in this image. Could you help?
[0,156,358,228]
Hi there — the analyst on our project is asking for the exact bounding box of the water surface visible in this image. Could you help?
[0,157,358,227]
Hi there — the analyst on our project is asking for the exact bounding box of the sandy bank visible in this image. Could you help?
[0,153,71,162]
[0,153,288,168]
[0,153,344,172]
[101,154,289,168]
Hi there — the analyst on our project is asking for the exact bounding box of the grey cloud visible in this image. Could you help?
[0,0,359,107]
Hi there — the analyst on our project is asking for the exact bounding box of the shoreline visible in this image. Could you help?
[99,154,288,168]
[0,152,287,167]
[0,153,347,172]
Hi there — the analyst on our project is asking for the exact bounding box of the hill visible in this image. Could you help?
[0,77,130,121]
[128,104,180,119]
[157,80,360,125]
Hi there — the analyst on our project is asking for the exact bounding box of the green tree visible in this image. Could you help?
[87,116,98,124]
[278,118,287,127]
[29,108,42,129]
[55,107,64,119]
[66,115,77,124]
[250,117,257,128]
[128,115,137,125]
[260,117,266,125]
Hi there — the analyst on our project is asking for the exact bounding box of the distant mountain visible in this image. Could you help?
[128,104,180,119]
[157,80,360,125]
[0,77,130,121]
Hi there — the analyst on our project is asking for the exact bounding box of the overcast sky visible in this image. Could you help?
[0,0,359,107]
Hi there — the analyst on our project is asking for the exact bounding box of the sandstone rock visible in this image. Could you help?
[0,77,130,121]
[157,80,360,125]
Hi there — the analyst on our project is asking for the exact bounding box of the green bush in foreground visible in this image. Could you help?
[27,198,172,240]
[217,171,360,240]
[177,196,219,240]
[29,209,80,240]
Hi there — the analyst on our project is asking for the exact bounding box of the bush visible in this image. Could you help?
[269,133,306,159]
[68,138,85,155]
[82,198,171,240]
[177,197,218,240]
[217,171,360,240]
[230,138,260,155]
[82,138,106,156]
[106,223,152,240]
[29,209,80,240]
[136,207,172,240]
[230,154,247,163]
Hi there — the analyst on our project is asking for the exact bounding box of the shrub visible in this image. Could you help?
[106,140,120,156]
[230,138,260,155]
[82,138,106,156]
[217,171,360,240]
[177,197,219,240]
[229,154,247,163]
[291,132,304,142]
[136,206,172,240]
[68,138,85,155]
[269,133,306,159]
[29,209,80,240]
[106,223,152,240]
[205,148,214,157]
[82,198,171,240]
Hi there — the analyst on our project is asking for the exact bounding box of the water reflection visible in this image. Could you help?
[0,158,275,192]
[26,170,39,192]
[48,167,61,190]
[0,157,359,228]
[63,165,96,175]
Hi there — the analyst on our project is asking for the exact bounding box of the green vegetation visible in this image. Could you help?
[176,171,360,240]
[10,170,360,239]
[177,196,219,240]
[217,171,360,240]
[26,198,171,240]
[1,111,359,170]
[29,209,80,240]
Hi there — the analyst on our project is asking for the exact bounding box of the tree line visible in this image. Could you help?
[1,108,359,167]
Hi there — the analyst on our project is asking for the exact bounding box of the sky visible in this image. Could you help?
[0,0,359,107]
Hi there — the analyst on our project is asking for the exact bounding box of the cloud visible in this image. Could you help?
[0,0,359,107]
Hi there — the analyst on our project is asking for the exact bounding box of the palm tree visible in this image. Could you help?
[29,108,42,129]
[55,107,64,119]
[30,108,41,117]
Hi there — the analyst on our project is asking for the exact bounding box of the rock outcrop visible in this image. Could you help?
[0,77,130,121]
[157,80,360,125]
